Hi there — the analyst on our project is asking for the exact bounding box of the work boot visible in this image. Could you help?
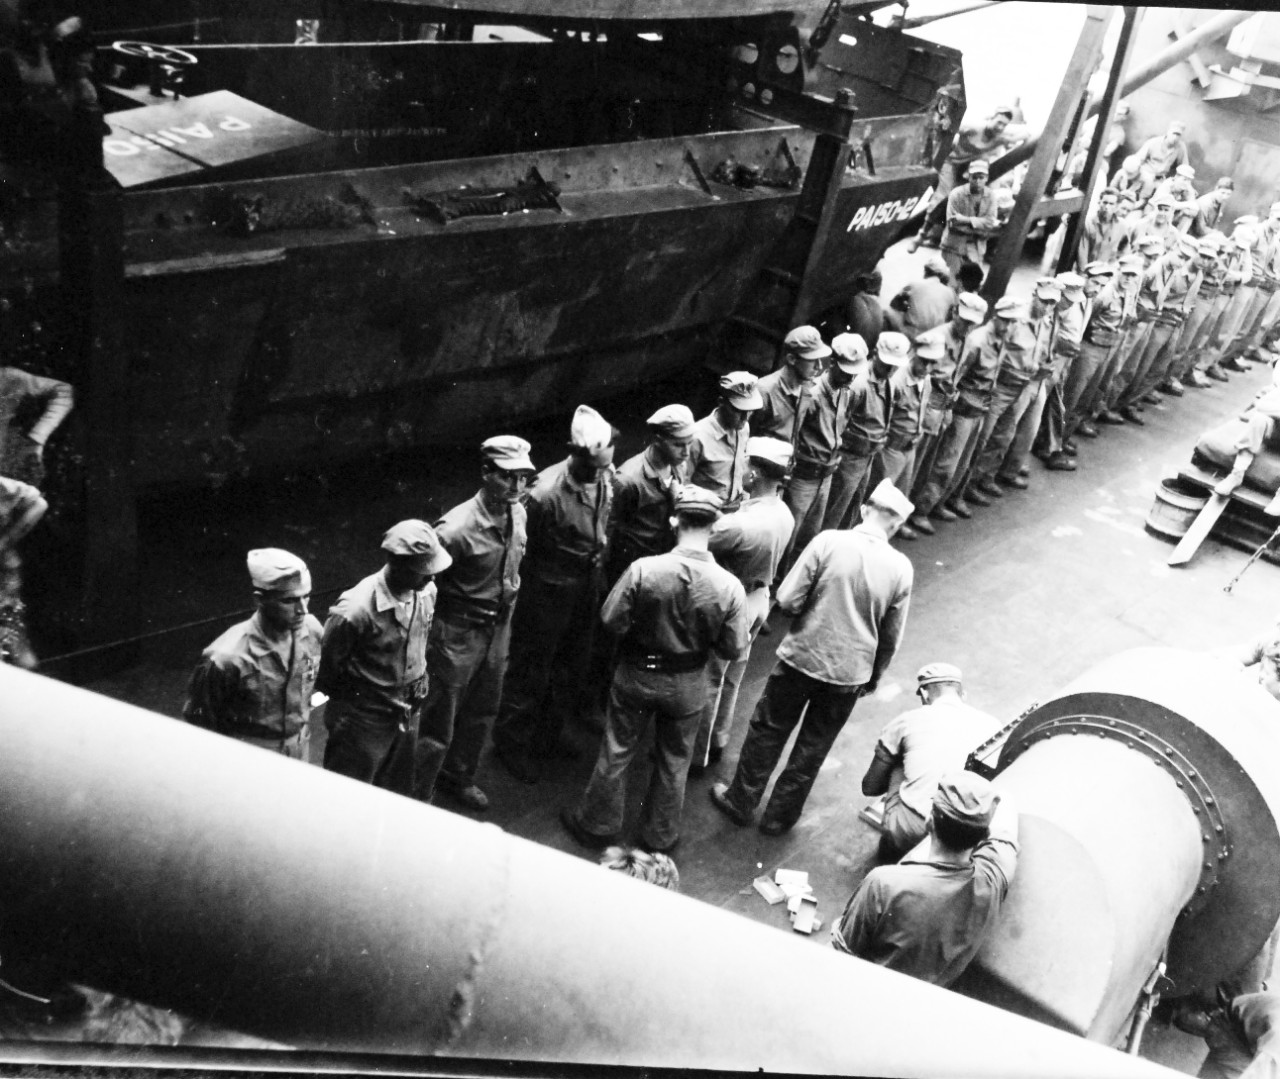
[441,782,490,813]
[1098,409,1127,425]
[1044,452,1078,471]
[946,499,973,519]
[1063,438,1079,455]
[908,514,935,535]
[996,473,1029,490]
[1018,465,1031,477]
[1141,390,1164,405]
[709,783,752,826]
[931,504,959,522]
[974,479,1005,499]
[896,523,919,541]
[1078,422,1100,438]
[1186,370,1213,388]
[1205,364,1229,382]
[1158,378,1185,397]
[1120,406,1145,426]
[1223,357,1251,373]
[965,486,993,507]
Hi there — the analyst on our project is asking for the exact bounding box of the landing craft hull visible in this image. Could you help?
[118,129,932,487]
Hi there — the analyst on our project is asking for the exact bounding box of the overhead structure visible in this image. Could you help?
[0,665,1179,1077]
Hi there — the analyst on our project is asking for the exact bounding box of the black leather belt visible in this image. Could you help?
[621,650,709,673]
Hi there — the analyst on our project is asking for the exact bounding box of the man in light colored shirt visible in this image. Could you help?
[184,548,322,760]
[693,436,795,771]
[563,486,748,854]
[319,520,452,796]
[861,662,1000,861]
[415,436,533,811]
[709,478,913,835]
[687,372,763,509]
[833,771,1019,988]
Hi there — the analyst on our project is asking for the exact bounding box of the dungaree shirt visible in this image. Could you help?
[523,456,612,585]
[610,448,682,560]
[688,412,748,504]
[318,568,436,728]
[434,492,526,619]
[184,613,323,741]
[708,495,795,593]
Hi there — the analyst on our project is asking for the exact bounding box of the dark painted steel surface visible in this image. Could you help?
[956,647,1280,1044]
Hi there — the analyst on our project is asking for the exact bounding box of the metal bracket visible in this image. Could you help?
[1003,714,1228,917]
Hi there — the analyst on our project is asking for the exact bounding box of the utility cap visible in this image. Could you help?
[831,332,869,369]
[746,435,793,469]
[569,404,613,451]
[1236,214,1260,227]
[1196,236,1221,254]
[957,292,988,323]
[993,296,1026,319]
[481,435,535,472]
[1216,176,1235,190]
[784,325,832,361]
[719,371,764,410]
[913,328,947,360]
[247,548,310,595]
[646,404,696,439]
[866,478,914,520]
[924,253,951,277]
[1175,163,1196,178]
[1085,261,1116,278]
[1118,254,1145,273]
[1139,235,1167,252]
[991,105,1015,120]
[967,159,990,176]
[675,484,722,514]
[917,661,963,688]
[1233,233,1252,249]
[1034,276,1062,300]
[933,771,997,827]
[1177,234,1199,256]
[1055,271,1086,295]
[1150,192,1175,209]
[382,520,453,573]
[877,331,911,366]
[1168,120,1187,134]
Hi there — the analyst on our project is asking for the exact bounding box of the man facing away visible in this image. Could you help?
[562,485,748,854]
[709,478,913,836]
[832,771,1019,988]
[861,662,1000,861]
[184,548,322,760]
[692,435,796,772]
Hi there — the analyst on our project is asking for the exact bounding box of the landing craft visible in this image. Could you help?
[2,0,963,489]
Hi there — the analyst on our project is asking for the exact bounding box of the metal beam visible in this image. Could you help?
[988,8,1255,184]
[981,5,1114,304]
[1056,6,1144,273]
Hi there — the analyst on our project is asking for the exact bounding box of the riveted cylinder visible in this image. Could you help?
[954,647,1280,1045]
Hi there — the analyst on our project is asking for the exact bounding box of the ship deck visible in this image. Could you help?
[57,242,1280,1073]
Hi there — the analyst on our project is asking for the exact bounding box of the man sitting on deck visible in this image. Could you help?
[832,772,1019,987]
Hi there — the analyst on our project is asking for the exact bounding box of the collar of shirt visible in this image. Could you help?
[671,544,714,563]
[374,567,422,619]
[468,491,508,534]
[705,410,743,447]
[558,456,610,503]
[640,445,677,487]
[244,611,300,662]
[852,520,891,542]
